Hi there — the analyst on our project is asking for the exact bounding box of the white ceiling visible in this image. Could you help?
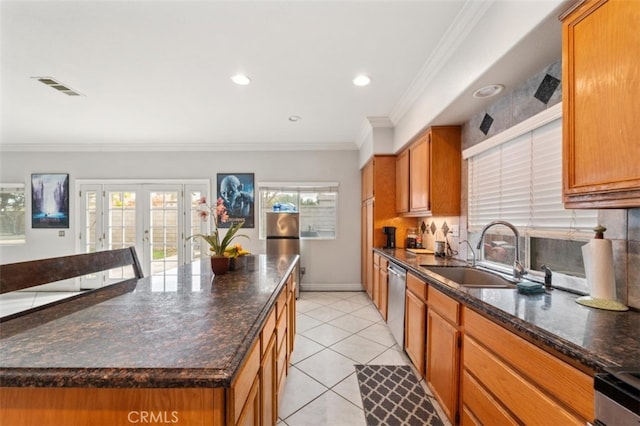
[0,0,570,153]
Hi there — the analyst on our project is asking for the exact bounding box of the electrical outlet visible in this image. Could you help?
[451,225,459,237]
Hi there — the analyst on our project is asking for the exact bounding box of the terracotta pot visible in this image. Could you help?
[210,256,229,276]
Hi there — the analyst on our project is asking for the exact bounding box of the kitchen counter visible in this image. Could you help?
[0,254,298,388]
[376,248,640,373]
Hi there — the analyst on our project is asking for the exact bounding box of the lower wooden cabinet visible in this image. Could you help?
[404,273,427,376]
[426,286,461,424]
[462,307,594,425]
[372,253,389,320]
[260,314,277,426]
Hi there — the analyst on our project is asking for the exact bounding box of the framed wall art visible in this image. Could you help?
[216,173,254,228]
[31,173,70,228]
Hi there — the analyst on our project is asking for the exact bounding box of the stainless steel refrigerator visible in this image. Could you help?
[266,212,300,297]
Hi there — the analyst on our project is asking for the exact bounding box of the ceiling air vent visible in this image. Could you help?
[32,76,83,96]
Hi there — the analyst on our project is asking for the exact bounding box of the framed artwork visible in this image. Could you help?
[31,173,70,228]
[216,173,255,228]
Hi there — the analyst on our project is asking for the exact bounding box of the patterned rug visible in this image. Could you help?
[355,365,444,426]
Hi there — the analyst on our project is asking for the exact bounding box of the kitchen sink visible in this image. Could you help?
[422,266,516,288]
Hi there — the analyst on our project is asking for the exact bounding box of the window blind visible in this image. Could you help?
[468,117,597,234]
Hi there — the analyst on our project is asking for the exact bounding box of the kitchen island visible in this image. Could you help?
[0,254,299,426]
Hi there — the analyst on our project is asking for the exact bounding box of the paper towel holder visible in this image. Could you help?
[576,226,629,311]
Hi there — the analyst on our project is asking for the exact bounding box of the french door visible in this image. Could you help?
[78,181,208,288]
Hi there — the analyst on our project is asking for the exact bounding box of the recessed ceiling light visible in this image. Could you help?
[288,115,301,122]
[231,74,251,86]
[353,75,371,87]
[472,84,504,99]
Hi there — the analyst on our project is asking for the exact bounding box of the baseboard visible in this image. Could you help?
[300,283,364,292]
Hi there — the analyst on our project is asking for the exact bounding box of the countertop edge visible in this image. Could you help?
[375,248,621,374]
[0,256,299,389]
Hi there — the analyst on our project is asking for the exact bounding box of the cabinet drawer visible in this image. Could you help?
[407,273,426,300]
[462,370,517,426]
[276,307,288,352]
[232,338,261,424]
[464,335,584,425]
[379,257,388,270]
[463,308,593,421]
[276,289,287,319]
[428,286,459,324]
[373,253,380,266]
[261,308,276,356]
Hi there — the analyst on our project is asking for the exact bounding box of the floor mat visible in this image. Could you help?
[355,364,444,426]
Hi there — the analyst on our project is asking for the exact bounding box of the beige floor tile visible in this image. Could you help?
[356,322,397,347]
[300,323,351,347]
[327,313,374,333]
[284,390,366,426]
[278,366,328,419]
[289,334,325,365]
[304,305,347,322]
[295,349,356,388]
[296,313,323,333]
[330,334,387,364]
[331,372,363,409]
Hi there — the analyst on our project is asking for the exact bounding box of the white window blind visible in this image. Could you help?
[468,117,597,234]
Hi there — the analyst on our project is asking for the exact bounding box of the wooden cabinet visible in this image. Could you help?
[361,156,414,295]
[260,308,277,426]
[373,253,389,320]
[378,257,389,320]
[561,0,640,208]
[395,149,410,213]
[396,126,461,216]
[230,338,261,425]
[462,307,594,425]
[426,286,461,424]
[404,273,427,376]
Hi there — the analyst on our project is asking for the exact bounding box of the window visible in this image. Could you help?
[464,105,596,289]
[0,184,26,244]
[258,182,338,239]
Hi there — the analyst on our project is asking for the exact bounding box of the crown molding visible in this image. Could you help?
[0,141,359,153]
[389,0,494,124]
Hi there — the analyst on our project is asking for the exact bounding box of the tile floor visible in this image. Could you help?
[278,291,450,426]
[0,290,451,425]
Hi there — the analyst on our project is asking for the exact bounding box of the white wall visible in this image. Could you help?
[0,149,362,287]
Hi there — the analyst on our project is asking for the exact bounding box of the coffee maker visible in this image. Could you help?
[382,226,396,249]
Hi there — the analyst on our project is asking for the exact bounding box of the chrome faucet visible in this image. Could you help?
[476,220,527,281]
[460,240,476,267]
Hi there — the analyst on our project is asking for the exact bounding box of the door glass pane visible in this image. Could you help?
[189,190,206,260]
[108,191,137,280]
[84,190,98,253]
[149,191,179,275]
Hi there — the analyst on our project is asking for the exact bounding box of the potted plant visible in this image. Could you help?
[188,197,248,275]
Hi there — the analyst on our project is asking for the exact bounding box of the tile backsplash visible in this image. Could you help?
[600,209,640,309]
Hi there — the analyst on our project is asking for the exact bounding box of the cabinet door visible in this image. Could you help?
[405,289,426,377]
[395,149,410,213]
[237,375,261,426]
[427,309,460,423]
[562,0,640,207]
[362,160,374,201]
[363,200,374,298]
[410,135,430,212]
[379,258,389,321]
[373,254,381,309]
[260,333,277,426]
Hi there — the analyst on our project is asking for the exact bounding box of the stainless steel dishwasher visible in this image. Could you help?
[387,262,407,347]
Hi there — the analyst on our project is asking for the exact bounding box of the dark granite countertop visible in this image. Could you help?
[376,248,640,374]
[0,254,298,388]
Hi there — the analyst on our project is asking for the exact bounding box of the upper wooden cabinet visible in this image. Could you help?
[396,126,461,216]
[395,149,410,214]
[561,0,640,208]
